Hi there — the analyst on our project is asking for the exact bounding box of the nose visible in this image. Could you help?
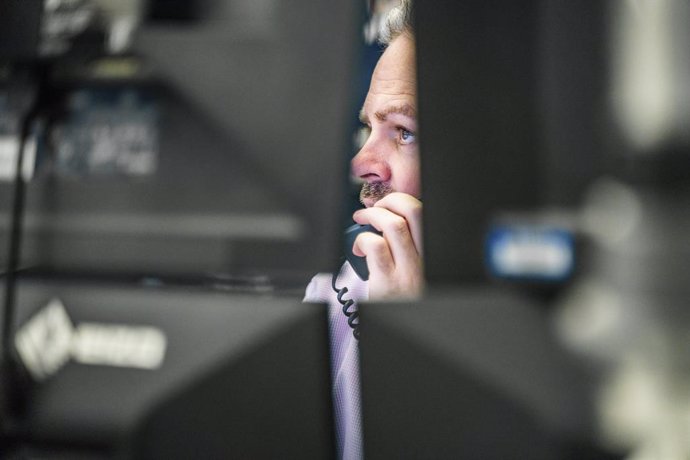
[350,135,391,183]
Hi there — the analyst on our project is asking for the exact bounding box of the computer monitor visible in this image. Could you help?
[416,0,606,285]
[0,0,360,288]
[358,289,612,460]
[5,277,334,458]
[415,0,542,285]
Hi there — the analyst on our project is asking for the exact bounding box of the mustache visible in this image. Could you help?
[359,182,393,205]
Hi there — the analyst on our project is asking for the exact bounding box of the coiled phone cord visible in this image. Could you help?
[331,263,360,340]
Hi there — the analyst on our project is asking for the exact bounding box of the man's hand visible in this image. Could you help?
[351,192,423,300]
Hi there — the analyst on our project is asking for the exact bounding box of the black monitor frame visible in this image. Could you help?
[5,278,334,458]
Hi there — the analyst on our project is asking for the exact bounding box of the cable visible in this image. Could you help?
[1,73,40,436]
[331,262,360,340]
[3,79,38,364]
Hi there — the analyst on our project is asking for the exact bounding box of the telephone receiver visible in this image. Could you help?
[344,224,382,281]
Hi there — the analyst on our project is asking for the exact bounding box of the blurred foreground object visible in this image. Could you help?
[3,279,333,458]
[556,1,690,458]
[558,178,690,459]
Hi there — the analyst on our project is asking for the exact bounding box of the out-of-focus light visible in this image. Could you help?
[598,357,667,451]
[93,0,143,53]
[555,280,629,360]
[581,178,641,249]
[597,350,690,459]
[486,225,575,281]
[611,0,675,152]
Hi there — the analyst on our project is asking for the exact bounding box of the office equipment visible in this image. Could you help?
[416,0,608,285]
[0,1,361,456]
[4,277,334,458]
[416,0,544,284]
[408,0,688,457]
[0,0,359,288]
[358,289,614,460]
[343,224,381,282]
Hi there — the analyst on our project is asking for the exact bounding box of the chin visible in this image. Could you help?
[361,197,376,208]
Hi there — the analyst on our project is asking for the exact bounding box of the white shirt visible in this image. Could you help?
[304,261,367,460]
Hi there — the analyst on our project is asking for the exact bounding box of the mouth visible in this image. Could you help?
[359,181,393,207]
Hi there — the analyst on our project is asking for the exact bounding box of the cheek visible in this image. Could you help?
[391,153,421,197]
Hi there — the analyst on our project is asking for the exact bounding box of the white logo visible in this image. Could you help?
[15,298,167,380]
[71,323,166,369]
[14,299,74,380]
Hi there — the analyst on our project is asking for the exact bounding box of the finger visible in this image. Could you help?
[352,206,420,274]
[352,231,394,277]
[373,192,423,254]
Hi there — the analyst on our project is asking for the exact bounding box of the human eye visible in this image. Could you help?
[398,127,416,145]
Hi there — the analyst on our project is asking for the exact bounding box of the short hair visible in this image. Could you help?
[378,0,413,45]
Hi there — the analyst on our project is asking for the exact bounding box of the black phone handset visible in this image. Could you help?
[344,224,381,281]
[332,224,383,340]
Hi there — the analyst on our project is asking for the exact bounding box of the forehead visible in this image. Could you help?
[362,34,417,116]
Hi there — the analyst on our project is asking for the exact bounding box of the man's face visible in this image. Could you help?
[352,33,420,208]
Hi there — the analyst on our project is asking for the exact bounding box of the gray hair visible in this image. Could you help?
[378,0,413,45]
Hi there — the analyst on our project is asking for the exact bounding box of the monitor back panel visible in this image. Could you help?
[10,279,334,458]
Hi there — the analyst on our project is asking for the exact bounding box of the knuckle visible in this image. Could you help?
[370,237,388,256]
[389,217,409,236]
[357,233,387,255]
[410,202,422,219]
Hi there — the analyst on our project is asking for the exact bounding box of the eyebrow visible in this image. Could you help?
[359,103,417,124]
